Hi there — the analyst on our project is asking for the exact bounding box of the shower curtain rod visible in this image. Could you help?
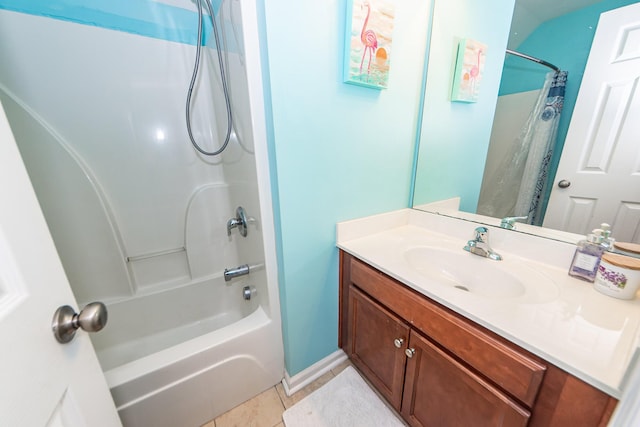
[506,49,560,72]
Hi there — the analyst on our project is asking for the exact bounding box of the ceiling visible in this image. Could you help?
[508,0,602,48]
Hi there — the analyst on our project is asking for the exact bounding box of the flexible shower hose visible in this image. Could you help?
[186,0,233,156]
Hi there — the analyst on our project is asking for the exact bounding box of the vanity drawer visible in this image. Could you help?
[349,256,546,408]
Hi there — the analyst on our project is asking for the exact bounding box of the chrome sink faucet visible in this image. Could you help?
[464,227,502,261]
[500,216,528,230]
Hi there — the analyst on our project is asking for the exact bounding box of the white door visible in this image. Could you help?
[0,101,121,426]
[543,3,640,243]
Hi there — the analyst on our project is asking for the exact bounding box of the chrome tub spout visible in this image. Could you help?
[224,264,250,282]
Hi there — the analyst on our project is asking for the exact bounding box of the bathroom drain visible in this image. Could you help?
[454,285,469,292]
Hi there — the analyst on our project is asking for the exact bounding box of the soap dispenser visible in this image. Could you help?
[600,223,615,251]
[568,230,606,282]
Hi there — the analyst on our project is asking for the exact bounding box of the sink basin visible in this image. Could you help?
[404,246,558,302]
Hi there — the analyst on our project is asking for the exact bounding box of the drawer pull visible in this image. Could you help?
[405,348,416,358]
[394,338,405,348]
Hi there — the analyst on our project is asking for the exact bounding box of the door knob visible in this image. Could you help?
[558,179,571,188]
[52,302,108,343]
[394,338,404,348]
[405,348,416,358]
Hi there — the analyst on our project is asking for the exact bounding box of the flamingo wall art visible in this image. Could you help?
[451,38,487,102]
[343,0,396,89]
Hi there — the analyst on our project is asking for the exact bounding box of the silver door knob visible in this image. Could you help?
[405,348,416,358]
[394,338,404,348]
[558,179,571,188]
[52,302,108,343]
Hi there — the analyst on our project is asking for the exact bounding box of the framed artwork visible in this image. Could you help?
[343,0,396,90]
[451,38,487,103]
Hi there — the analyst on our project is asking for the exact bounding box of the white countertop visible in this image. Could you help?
[337,209,640,399]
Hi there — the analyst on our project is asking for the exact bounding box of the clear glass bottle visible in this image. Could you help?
[568,232,606,282]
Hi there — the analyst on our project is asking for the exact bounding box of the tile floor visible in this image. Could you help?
[201,359,353,427]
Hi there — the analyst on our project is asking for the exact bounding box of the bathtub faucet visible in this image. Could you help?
[227,206,248,237]
[224,264,250,282]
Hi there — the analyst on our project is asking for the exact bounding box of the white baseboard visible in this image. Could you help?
[281,349,348,396]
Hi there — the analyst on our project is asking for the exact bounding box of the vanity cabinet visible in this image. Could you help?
[401,329,530,426]
[339,251,618,427]
[348,286,409,409]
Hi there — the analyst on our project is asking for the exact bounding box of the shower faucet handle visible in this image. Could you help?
[227,206,248,237]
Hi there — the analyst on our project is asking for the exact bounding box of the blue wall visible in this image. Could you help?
[261,0,431,375]
[498,0,637,217]
[412,0,516,212]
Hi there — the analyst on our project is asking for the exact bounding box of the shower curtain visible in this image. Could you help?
[478,70,567,224]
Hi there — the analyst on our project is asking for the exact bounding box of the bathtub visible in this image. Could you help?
[91,269,283,427]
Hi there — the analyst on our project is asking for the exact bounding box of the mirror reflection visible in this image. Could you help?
[412,0,640,243]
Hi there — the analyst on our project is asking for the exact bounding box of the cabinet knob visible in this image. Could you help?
[405,348,416,358]
[394,338,404,348]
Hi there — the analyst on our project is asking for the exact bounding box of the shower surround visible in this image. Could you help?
[0,1,283,426]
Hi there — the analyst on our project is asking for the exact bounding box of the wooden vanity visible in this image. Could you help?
[339,251,618,426]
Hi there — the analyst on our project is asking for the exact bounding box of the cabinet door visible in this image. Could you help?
[347,285,410,410]
[401,330,530,427]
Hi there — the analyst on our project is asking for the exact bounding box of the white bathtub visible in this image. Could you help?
[91,270,283,427]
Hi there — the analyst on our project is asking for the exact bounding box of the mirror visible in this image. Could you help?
[411,0,640,242]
